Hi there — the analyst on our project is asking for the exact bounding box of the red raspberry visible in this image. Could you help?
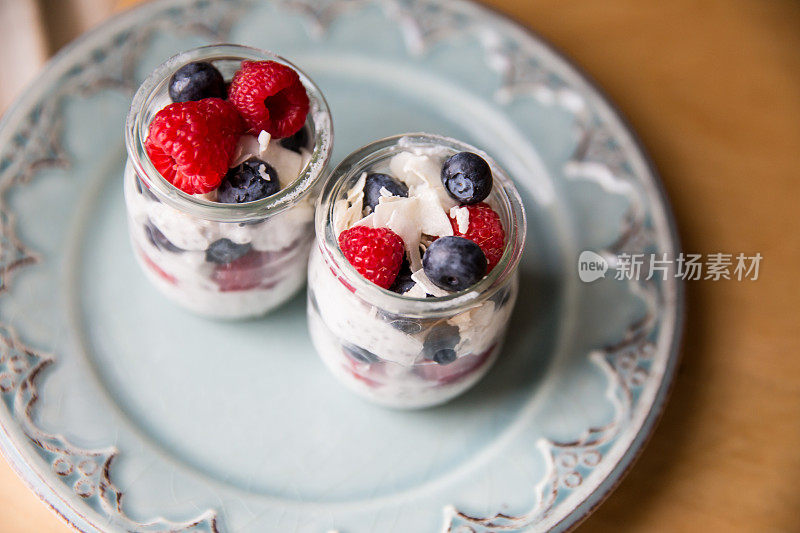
[449,203,506,271]
[227,60,309,138]
[145,98,243,194]
[338,226,405,289]
[212,249,268,292]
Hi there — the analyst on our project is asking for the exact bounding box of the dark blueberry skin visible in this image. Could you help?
[423,236,487,292]
[343,343,380,364]
[363,173,408,213]
[388,258,433,299]
[217,158,280,204]
[279,124,311,153]
[441,151,493,205]
[168,61,226,103]
[205,238,252,264]
[144,222,182,253]
[389,259,415,294]
[423,324,460,365]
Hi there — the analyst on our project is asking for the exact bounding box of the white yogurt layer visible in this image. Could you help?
[308,305,502,408]
[308,245,515,367]
[124,131,315,318]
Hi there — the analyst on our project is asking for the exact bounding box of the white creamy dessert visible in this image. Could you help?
[124,46,333,318]
[124,133,314,317]
[308,134,525,408]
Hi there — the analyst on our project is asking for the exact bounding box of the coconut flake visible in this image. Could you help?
[449,206,470,234]
[410,268,451,297]
[403,282,426,298]
[231,135,262,167]
[333,172,367,236]
[372,196,424,269]
[417,188,454,237]
[257,130,271,153]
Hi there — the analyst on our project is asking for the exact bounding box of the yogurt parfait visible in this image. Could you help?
[124,45,332,318]
[308,134,526,408]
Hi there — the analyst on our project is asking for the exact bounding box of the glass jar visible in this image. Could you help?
[124,45,333,318]
[307,134,526,408]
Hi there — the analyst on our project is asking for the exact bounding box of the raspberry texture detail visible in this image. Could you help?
[228,60,310,138]
[450,203,506,271]
[338,226,405,289]
[145,98,243,195]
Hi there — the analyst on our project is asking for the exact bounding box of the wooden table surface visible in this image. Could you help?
[0,0,798,531]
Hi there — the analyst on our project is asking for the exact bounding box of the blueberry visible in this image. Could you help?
[363,173,408,213]
[217,158,280,203]
[423,324,460,365]
[389,259,415,295]
[423,236,487,292]
[279,124,310,153]
[343,343,380,364]
[205,238,252,264]
[168,61,226,103]
[441,151,492,205]
[144,222,182,253]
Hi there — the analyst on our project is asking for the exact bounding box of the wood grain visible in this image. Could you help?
[0,1,798,531]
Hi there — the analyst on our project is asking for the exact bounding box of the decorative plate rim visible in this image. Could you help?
[0,0,685,532]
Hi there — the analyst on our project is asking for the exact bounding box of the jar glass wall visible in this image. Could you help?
[124,45,333,318]
[307,134,526,408]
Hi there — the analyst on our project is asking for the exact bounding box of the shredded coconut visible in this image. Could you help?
[449,206,470,234]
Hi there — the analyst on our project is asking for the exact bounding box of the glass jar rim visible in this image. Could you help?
[315,133,527,315]
[125,44,333,223]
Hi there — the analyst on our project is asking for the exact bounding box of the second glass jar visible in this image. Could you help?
[307,134,526,408]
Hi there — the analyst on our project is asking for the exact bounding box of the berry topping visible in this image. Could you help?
[144,222,182,253]
[168,61,226,102]
[441,151,493,205]
[449,203,505,271]
[145,98,244,194]
[205,238,252,264]
[228,60,310,138]
[338,226,405,289]
[388,258,415,294]
[279,124,311,153]
[363,173,409,213]
[217,158,280,203]
[422,236,487,292]
[423,324,461,365]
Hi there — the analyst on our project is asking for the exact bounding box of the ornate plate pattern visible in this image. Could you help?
[0,0,682,531]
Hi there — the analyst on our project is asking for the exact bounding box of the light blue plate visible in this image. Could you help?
[0,0,682,531]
